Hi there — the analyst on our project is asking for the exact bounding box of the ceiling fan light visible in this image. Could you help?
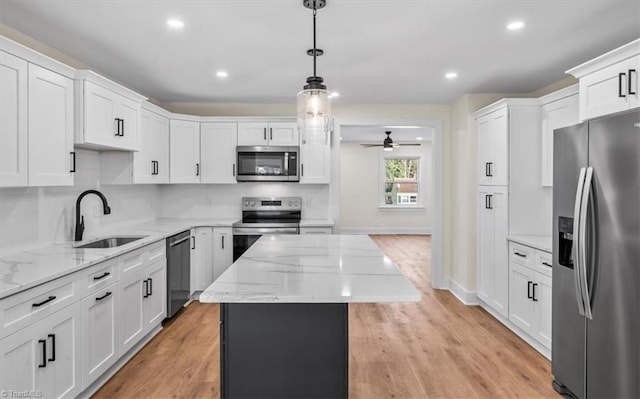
[383,146,394,152]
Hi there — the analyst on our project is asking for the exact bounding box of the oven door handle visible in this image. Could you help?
[233,227,299,234]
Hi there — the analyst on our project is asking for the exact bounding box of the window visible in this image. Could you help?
[382,157,420,207]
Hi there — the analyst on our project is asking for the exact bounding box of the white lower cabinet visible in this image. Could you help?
[212,227,233,281]
[143,260,166,330]
[81,284,118,389]
[117,269,145,356]
[191,227,213,292]
[0,301,82,399]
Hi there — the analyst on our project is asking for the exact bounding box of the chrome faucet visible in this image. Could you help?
[75,190,111,241]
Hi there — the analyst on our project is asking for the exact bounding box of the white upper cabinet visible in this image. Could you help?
[476,106,508,186]
[540,85,579,187]
[200,122,238,184]
[1,38,75,188]
[0,50,28,187]
[237,122,299,146]
[299,135,331,184]
[169,118,201,183]
[567,39,639,121]
[75,70,147,151]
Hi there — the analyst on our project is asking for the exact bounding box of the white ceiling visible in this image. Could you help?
[1,1,638,105]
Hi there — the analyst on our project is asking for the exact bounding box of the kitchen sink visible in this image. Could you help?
[74,235,147,249]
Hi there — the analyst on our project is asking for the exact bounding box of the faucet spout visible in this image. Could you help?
[75,190,111,242]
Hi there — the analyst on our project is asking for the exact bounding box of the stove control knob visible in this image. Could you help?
[249,200,255,207]
[295,200,300,207]
[288,200,293,206]
[244,201,249,207]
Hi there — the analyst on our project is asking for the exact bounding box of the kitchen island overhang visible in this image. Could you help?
[200,234,421,399]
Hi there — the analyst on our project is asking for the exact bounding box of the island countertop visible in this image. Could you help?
[199,234,421,303]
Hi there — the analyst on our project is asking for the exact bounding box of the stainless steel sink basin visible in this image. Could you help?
[75,235,147,249]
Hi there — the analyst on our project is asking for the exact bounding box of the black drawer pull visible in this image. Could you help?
[143,280,149,298]
[532,283,539,302]
[514,252,527,258]
[48,334,56,362]
[70,151,76,173]
[487,162,493,177]
[629,69,637,95]
[527,281,533,299]
[619,72,627,98]
[32,296,56,307]
[96,291,112,301]
[93,271,110,281]
[38,339,47,368]
[542,262,552,267]
[196,163,200,176]
[148,278,153,296]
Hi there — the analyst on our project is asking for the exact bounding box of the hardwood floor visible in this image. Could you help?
[94,235,559,399]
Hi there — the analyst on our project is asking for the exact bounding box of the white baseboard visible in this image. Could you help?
[338,227,432,235]
[446,278,479,305]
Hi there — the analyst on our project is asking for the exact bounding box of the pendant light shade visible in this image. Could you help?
[297,0,331,145]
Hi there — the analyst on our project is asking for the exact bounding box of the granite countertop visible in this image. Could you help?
[299,219,334,227]
[199,234,421,303]
[0,218,238,299]
[507,235,553,253]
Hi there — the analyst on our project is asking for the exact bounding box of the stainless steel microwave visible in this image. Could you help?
[236,146,299,182]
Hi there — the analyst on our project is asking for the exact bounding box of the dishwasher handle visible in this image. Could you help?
[169,235,190,247]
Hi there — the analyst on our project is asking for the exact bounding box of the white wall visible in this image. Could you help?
[159,183,330,220]
[0,150,160,254]
[339,142,432,232]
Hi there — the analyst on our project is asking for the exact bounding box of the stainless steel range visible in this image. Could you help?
[232,197,301,261]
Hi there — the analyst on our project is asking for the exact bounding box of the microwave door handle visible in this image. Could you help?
[284,152,289,175]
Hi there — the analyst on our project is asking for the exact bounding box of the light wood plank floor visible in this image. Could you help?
[94,235,559,399]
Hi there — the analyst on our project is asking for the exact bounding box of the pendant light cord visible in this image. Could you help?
[313,5,317,78]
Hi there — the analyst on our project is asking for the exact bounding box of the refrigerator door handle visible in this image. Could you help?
[573,167,587,316]
[579,166,594,320]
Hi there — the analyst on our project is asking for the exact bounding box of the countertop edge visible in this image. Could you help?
[507,235,553,253]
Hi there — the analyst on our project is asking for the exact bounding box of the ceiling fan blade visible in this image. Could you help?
[398,143,421,146]
[361,144,383,147]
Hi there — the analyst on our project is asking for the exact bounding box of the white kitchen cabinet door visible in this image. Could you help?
[541,93,579,186]
[143,259,167,330]
[191,227,213,292]
[534,272,553,349]
[81,284,118,389]
[213,227,233,281]
[476,108,508,186]
[114,95,140,150]
[268,122,299,146]
[0,51,28,187]
[28,63,74,186]
[300,138,330,184]
[476,114,492,186]
[477,188,494,304]
[169,119,200,183]
[118,269,145,356]
[133,109,169,184]
[508,262,535,333]
[201,122,238,184]
[0,301,82,399]
[237,122,268,146]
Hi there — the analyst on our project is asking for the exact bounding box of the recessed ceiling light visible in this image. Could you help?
[416,137,424,141]
[507,21,525,31]
[167,19,184,29]
[216,70,228,78]
[328,92,340,99]
[445,72,458,79]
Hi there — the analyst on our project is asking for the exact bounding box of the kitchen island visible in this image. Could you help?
[200,234,420,399]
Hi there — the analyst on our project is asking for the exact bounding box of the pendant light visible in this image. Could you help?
[297,0,331,145]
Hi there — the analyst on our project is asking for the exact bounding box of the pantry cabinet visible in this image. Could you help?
[476,107,508,186]
[200,122,238,184]
[237,122,299,146]
[1,39,75,188]
[169,118,201,183]
[567,39,639,121]
[75,71,147,151]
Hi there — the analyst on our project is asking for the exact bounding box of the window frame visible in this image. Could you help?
[379,154,422,208]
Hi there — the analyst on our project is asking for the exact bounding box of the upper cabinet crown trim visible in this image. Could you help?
[0,36,75,78]
[75,70,147,103]
[474,98,541,118]
[566,38,640,78]
[539,84,579,105]
[142,101,171,118]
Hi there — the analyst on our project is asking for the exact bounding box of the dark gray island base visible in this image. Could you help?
[221,303,348,399]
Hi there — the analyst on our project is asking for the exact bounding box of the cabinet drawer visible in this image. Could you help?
[0,273,76,338]
[300,227,333,235]
[77,259,118,298]
[118,246,147,276]
[509,242,534,267]
[146,240,166,264]
[535,250,553,277]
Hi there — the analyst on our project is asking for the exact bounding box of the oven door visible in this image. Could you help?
[236,146,299,182]
[232,233,262,262]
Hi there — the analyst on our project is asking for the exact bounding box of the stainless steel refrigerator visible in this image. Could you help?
[552,109,640,398]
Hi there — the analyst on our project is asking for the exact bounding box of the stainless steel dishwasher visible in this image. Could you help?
[166,230,191,318]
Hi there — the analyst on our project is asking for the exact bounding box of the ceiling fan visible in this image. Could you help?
[361,131,421,151]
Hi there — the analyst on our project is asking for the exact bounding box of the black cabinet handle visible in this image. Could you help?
[155,161,159,175]
[151,160,156,175]
[196,163,200,176]
[96,291,112,301]
[532,283,539,302]
[70,152,76,173]
[263,128,267,141]
[148,278,153,296]
[485,162,490,177]
[485,194,493,209]
[114,118,120,136]
[542,262,552,267]
[301,164,304,177]
[221,235,225,249]
[143,279,149,298]
[93,271,110,281]
[32,295,56,307]
[47,334,56,362]
[232,163,236,177]
[191,236,195,250]
[629,69,636,95]
[527,281,533,299]
[619,72,627,98]
[38,339,47,368]
[270,127,273,140]
[121,119,125,136]
[487,162,493,177]
[514,252,527,258]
